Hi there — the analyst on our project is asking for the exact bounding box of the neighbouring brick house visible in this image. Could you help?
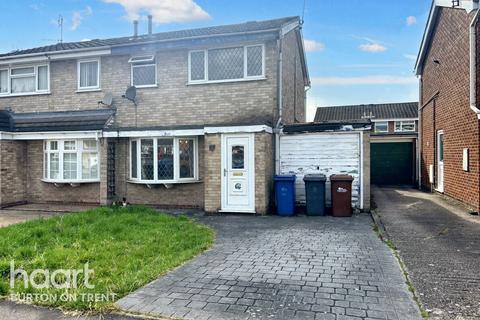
[0,16,309,214]
[416,0,480,211]
[315,102,419,185]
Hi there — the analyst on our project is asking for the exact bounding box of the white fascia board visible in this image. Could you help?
[103,129,204,138]
[371,118,418,122]
[49,49,111,61]
[280,20,299,36]
[204,125,273,134]
[1,131,101,140]
[0,49,111,65]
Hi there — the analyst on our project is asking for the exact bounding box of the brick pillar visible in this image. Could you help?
[204,133,222,213]
[0,140,27,208]
[255,132,274,215]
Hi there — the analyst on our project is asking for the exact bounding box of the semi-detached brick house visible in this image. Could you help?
[0,16,309,214]
[416,0,480,211]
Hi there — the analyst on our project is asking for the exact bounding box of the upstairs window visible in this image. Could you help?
[0,64,49,96]
[44,139,99,182]
[78,59,100,90]
[374,121,388,133]
[395,121,416,132]
[129,55,157,88]
[189,44,265,83]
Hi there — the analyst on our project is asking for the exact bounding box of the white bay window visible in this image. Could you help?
[188,44,265,84]
[130,137,198,183]
[44,139,99,182]
[0,64,49,96]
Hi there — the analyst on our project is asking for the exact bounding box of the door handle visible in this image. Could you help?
[224,168,227,176]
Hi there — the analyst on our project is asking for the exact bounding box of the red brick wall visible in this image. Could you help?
[420,7,480,209]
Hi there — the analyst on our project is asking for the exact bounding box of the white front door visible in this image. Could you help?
[437,130,444,193]
[221,134,255,213]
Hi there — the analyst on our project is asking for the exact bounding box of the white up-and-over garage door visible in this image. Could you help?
[279,132,364,209]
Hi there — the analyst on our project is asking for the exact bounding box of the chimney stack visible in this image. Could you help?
[133,20,139,37]
[148,15,153,35]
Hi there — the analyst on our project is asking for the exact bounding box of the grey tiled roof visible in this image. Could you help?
[0,16,298,59]
[0,109,115,132]
[314,102,418,122]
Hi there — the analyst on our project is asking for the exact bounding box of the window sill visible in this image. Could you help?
[42,179,100,185]
[134,84,158,89]
[127,179,202,185]
[187,77,267,86]
[76,88,102,93]
[0,91,51,98]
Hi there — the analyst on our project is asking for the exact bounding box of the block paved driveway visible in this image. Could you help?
[373,186,480,319]
[117,214,421,320]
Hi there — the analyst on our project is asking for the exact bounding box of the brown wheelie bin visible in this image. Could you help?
[330,175,354,217]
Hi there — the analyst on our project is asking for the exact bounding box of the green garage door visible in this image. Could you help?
[371,142,414,185]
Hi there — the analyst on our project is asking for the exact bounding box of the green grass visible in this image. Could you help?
[0,206,214,312]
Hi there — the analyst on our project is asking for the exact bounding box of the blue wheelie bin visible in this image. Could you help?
[274,175,296,216]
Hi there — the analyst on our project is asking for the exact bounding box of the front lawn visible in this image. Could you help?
[0,206,214,311]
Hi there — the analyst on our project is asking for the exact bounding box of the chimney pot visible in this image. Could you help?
[148,15,153,35]
[133,20,139,37]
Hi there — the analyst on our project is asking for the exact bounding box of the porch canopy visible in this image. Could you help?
[0,109,115,132]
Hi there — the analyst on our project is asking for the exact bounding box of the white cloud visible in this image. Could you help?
[404,54,417,61]
[304,39,325,52]
[359,43,387,53]
[71,6,93,31]
[30,3,44,11]
[81,38,92,42]
[102,0,210,24]
[406,16,417,26]
[311,75,418,86]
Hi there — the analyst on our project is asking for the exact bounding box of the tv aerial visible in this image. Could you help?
[122,86,137,106]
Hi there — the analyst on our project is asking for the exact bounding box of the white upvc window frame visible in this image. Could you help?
[77,58,101,91]
[43,139,100,183]
[0,63,50,97]
[129,136,199,184]
[394,120,416,133]
[129,55,157,88]
[374,121,389,133]
[188,44,266,84]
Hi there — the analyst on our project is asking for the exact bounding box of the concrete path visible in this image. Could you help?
[0,204,96,227]
[117,214,421,320]
[373,186,480,320]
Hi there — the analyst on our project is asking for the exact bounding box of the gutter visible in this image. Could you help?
[470,8,480,118]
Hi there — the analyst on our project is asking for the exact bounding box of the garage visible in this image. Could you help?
[371,142,415,185]
[279,122,371,211]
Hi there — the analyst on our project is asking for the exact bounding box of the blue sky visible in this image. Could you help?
[0,0,431,120]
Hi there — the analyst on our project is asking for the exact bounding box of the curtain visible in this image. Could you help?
[80,61,98,88]
[37,66,48,91]
[0,70,8,93]
[11,76,35,93]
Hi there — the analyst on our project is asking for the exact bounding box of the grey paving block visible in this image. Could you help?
[116,214,422,320]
